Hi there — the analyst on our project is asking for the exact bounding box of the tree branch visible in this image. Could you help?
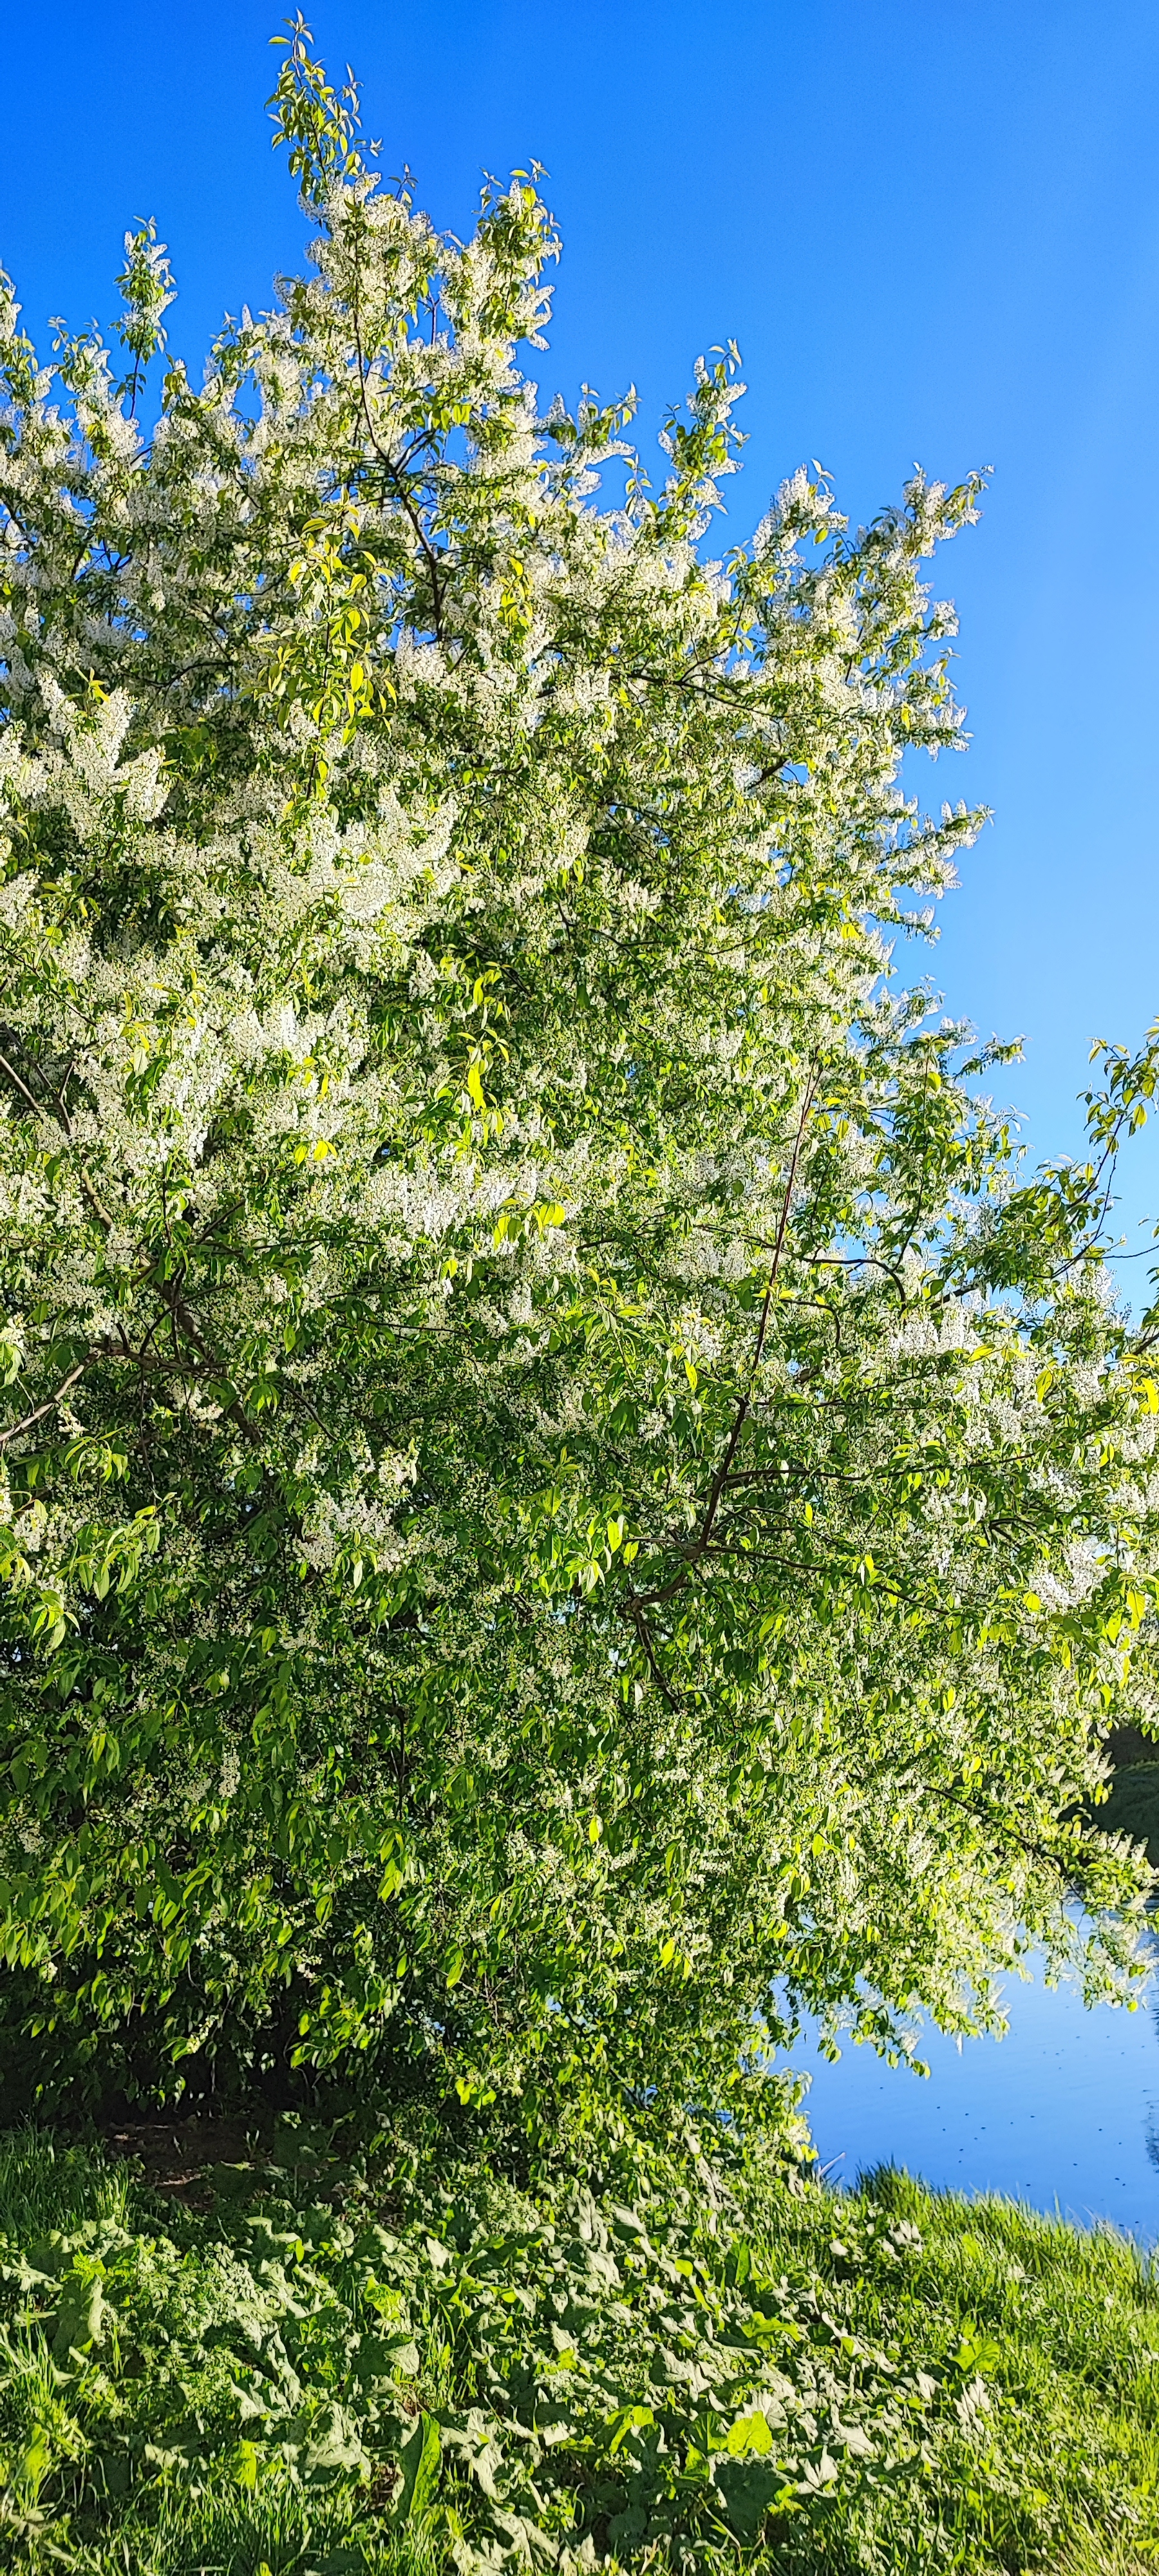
[0,1358,92,1449]
[624,1598,680,1710]
[692,1064,820,1559]
[350,269,446,641]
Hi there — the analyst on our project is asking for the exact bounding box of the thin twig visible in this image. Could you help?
[0,1049,47,1124]
[625,1599,679,1710]
[0,1359,91,1449]
[692,1063,821,1558]
[350,267,446,639]
[620,1072,822,1630]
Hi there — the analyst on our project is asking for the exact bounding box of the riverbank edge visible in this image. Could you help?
[1098,1760,1159,1865]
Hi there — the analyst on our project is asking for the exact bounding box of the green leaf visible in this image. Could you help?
[388,2411,442,2524]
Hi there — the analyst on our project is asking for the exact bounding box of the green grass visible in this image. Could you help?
[0,2125,1157,2573]
[748,2159,1159,2573]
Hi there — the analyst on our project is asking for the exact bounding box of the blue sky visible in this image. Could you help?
[5,1,1159,1269]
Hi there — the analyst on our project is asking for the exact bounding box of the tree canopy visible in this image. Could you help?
[0,21,1155,2145]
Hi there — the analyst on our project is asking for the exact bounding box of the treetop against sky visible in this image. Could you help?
[3,1,1158,1249]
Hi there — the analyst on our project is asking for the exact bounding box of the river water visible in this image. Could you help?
[788,1942,1159,2239]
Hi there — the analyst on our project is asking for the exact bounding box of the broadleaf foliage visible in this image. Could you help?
[3,2128,1155,2573]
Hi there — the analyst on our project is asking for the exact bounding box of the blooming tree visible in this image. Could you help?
[0,23,1155,2130]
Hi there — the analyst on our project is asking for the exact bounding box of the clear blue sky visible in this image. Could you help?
[5,1,1159,1267]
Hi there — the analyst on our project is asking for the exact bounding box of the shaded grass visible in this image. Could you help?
[0,2130,436,2576]
[1097,1763,1159,1865]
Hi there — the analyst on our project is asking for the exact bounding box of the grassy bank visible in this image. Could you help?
[1098,1763,1159,1864]
[0,2125,1156,2575]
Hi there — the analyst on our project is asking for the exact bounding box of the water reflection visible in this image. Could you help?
[789,1933,1159,2239]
